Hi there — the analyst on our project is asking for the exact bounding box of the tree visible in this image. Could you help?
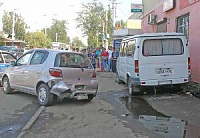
[2,11,28,40]
[46,19,70,44]
[76,0,104,48]
[72,37,85,48]
[25,32,51,48]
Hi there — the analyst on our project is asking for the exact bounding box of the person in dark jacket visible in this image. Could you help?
[111,47,119,72]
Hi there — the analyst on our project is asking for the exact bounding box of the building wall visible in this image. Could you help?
[141,0,200,82]
[142,0,164,14]
[126,19,142,29]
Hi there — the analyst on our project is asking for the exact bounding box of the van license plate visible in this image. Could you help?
[156,68,173,75]
[153,125,169,132]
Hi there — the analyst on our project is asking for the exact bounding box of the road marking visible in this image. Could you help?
[17,106,45,138]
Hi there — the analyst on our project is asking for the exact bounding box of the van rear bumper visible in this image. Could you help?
[140,78,189,86]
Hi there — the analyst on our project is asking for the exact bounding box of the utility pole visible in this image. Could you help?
[12,10,16,41]
[12,9,17,46]
[110,0,120,45]
[105,10,108,50]
[43,15,47,36]
[56,33,58,42]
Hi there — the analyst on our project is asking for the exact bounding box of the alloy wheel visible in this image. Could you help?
[38,87,47,103]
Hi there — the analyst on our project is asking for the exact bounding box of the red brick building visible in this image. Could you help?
[142,0,200,82]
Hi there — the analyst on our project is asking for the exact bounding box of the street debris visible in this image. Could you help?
[121,113,129,117]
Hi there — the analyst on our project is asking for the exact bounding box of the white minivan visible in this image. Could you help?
[116,33,190,94]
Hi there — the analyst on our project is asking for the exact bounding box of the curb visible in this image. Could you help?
[17,106,45,138]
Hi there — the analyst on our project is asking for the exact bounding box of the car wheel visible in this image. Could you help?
[84,94,94,102]
[37,84,55,106]
[3,77,12,94]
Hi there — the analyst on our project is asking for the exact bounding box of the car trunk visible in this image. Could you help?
[61,68,93,83]
[54,52,94,84]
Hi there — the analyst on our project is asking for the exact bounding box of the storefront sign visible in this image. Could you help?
[180,0,200,9]
[163,0,174,12]
[131,4,143,13]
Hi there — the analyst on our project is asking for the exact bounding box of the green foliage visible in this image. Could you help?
[25,32,51,48]
[76,0,104,48]
[2,11,28,40]
[46,19,70,44]
[72,37,85,48]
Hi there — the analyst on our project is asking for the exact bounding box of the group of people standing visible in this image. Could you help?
[82,46,119,72]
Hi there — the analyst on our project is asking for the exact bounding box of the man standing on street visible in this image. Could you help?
[111,47,119,73]
[107,46,113,72]
[100,48,108,72]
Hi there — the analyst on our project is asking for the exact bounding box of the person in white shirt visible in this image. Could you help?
[107,46,113,72]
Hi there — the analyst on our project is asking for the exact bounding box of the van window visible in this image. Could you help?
[126,40,136,57]
[143,39,184,56]
[120,42,126,57]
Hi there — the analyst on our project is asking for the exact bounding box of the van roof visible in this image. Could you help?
[122,32,185,40]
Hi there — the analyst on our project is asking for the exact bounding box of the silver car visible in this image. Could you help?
[2,49,98,106]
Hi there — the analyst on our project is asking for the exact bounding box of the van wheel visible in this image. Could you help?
[116,72,122,83]
[128,77,140,95]
[37,84,55,106]
[128,78,133,95]
[3,77,12,94]
[173,84,182,92]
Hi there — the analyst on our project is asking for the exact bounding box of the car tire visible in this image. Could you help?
[37,84,55,106]
[84,94,95,102]
[2,77,12,94]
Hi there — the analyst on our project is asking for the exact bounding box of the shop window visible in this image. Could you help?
[177,14,189,39]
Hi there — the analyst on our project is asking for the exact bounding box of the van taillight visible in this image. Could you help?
[188,57,191,70]
[92,71,97,78]
[49,68,62,77]
[135,60,139,73]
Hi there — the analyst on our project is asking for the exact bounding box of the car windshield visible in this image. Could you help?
[54,53,92,68]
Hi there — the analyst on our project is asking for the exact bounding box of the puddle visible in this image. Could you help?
[119,96,200,138]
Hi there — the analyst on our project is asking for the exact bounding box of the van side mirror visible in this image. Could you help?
[10,61,16,66]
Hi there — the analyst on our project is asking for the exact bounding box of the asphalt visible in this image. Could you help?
[0,90,40,138]
[0,72,200,138]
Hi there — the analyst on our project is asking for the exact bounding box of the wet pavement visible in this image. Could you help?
[119,96,200,138]
[0,91,40,138]
[98,88,200,138]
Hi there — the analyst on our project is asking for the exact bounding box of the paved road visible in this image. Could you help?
[0,90,40,138]
[0,72,200,138]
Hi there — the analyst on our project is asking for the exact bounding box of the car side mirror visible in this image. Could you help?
[10,61,16,66]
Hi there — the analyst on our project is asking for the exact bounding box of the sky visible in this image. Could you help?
[0,0,141,45]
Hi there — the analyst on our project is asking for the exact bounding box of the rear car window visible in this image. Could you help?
[143,39,184,56]
[54,53,92,68]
